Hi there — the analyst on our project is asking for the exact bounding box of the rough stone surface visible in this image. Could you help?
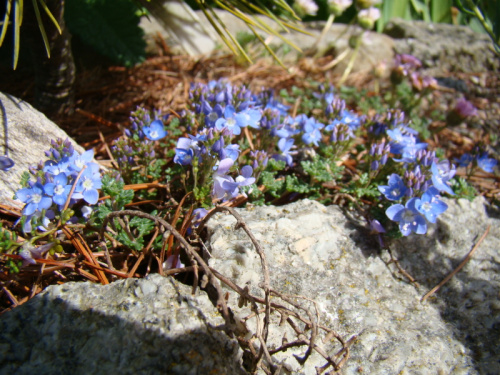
[384,18,499,75]
[206,198,499,374]
[141,9,394,75]
[1,198,498,374]
[0,274,245,375]
[0,92,85,206]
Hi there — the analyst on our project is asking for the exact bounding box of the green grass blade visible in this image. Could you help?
[0,0,13,46]
[378,0,410,32]
[195,0,251,62]
[37,0,62,34]
[214,0,303,52]
[13,0,21,69]
[409,0,431,22]
[208,5,253,63]
[247,23,286,69]
[430,0,452,23]
[32,0,51,58]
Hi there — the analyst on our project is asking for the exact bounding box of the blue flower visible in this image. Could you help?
[68,149,95,175]
[386,128,426,156]
[326,110,361,131]
[378,174,407,201]
[0,155,14,171]
[44,173,72,206]
[431,160,455,195]
[73,166,102,205]
[143,120,167,141]
[414,187,448,223]
[235,165,255,187]
[386,198,427,236]
[43,159,70,176]
[455,153,473,168]
[16,183,53,216]
[215,105,247,135]
[235,108,262,129]
[301,118,324,146]
[477,153,497,173]
[212,158,239,201]
[174,136,205,165]
[273,138,295,167]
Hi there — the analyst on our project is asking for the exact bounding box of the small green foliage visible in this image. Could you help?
[19,171,31,189]
[286,175,311,194]
[0,226,19,253]
[450,177,478,202]
[259,171,285,198]
[301,156,342,183]
[100,173,134,209]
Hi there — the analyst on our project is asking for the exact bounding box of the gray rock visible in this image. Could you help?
[1,197,497,374]
[141,9,394,75]
[206,197,499,374]
[384,18,499,75]
[0,274,246,375]
[0,92,85,206]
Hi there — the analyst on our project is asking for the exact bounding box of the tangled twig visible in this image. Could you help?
[100,207,352,373]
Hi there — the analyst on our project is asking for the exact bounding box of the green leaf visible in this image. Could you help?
[430,0,452,23]
[65,0,146,67]
[259,171,284,198]
[285,175,311,194]
[129,215,155,238]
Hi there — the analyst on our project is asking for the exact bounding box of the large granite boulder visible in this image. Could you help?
[0,275,246,375]
[383,18,499,75]
[205,197,499,374]
[141,9,395,75]
[1,197,498,374]
[0,92,85,206]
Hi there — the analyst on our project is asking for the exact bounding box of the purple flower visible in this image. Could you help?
[386,198,427,236]
[16,183,53,216]
[212,158,238,201]
[19,242,55,267]
[369,219,386,234]
[202,101,224,127]
[192,208,209,224]
[235,165,255,186]
[0,155,14,171]
[378,174,407,201]
[415,187,448,223]
[143,119,167,141]
[477,153,497,173]
[431,160,455,195]
[454,98,477,118]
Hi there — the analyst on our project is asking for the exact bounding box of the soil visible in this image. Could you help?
[1,47,498,198]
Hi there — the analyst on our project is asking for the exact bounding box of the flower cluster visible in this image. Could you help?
[391,54,437,92]
[172,80,367,208]
[111,107,168,183]
[15,138,102,233]
[376,122,456,236]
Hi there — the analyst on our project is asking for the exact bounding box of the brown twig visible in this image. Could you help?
[421,225,491,302]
